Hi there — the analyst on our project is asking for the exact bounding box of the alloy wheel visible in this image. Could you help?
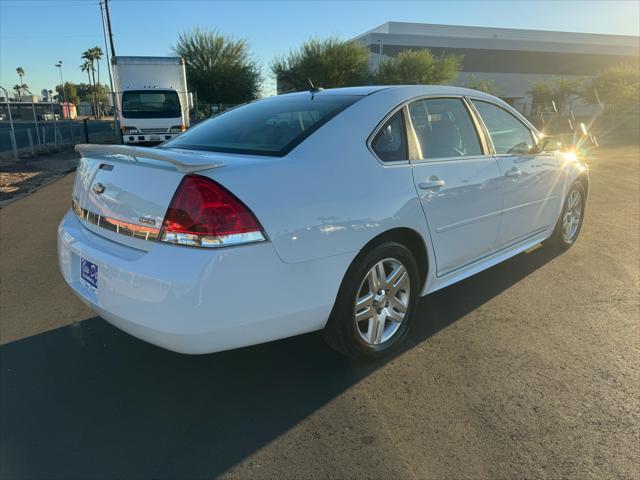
[354,258,411,345]
[562,189,583,243]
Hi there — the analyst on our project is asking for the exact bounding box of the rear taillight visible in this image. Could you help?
[159,175,265,248]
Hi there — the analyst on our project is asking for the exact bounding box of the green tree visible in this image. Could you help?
[375,49,462,86]
[528,81,553,114]
[173,28,262,104]
[463,74,501,95]
[582,63,639,113]
[528,77,582,114]
[272,37,370,92]
[56,82,80,105]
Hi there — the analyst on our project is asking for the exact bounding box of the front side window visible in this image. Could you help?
[122,90,181,119]
[370,110,408,162]
[408,98,482,160]
[163,94,361,157]
[471,100,535,155]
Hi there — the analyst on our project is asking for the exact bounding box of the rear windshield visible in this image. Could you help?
[122,90,181,119]
[161,94,362,156]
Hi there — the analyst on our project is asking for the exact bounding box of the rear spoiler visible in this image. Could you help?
[75,144,225,173]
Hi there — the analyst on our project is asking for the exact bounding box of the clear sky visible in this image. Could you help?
[1,0,639,97]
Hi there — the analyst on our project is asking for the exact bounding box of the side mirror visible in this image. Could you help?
[537,136,562,153]
[509,142,537,155]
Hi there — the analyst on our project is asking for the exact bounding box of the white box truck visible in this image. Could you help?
[112,56,192,144]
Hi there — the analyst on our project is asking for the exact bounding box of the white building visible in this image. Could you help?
[355,22,639,114]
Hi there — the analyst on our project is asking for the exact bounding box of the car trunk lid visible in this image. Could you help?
[72,144,226,249]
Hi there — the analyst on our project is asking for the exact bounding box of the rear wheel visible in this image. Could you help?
[546,181,586,250]
[323,242,419,360]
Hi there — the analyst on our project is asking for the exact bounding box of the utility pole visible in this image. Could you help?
[23,86,42,149]
[55,61,73,143]
[0,86,18,161]
[100,0,120,143]
[104,0,116,58]
[49,89,59,151]
[55,61,69,107]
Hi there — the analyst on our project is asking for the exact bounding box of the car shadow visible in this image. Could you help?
[0,244,558,479]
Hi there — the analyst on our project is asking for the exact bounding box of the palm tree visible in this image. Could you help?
[15,67,25,101]
[90,47,104,117]
[81,60,93,87]
[82,47,106,117]
[91,47,103,86]
[81,59,97,118]
[12,83,29,101]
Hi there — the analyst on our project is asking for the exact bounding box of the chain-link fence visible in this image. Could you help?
[0,119,116,160]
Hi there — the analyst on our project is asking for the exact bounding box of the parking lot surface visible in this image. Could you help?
[0,145,638,479]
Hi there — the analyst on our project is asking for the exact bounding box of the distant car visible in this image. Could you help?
[58,86,588,360]
[0,112,6,121]
[40,112,60,121]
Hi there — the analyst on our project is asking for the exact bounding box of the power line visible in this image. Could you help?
[1,34,103,39]
[0,2,96,8]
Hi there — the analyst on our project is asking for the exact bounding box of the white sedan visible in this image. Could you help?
[58,86,588,360]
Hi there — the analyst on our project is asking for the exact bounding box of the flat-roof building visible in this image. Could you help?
[355,22,639,114]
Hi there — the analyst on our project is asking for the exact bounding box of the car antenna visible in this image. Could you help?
[308,78,323,94]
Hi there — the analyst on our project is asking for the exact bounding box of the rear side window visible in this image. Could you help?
[162,94,361,156]
[408,98,482,160]
[370,110,408,162]
[471,100,535,154]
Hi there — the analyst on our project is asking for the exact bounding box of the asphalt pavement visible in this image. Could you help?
[0,145,638,479]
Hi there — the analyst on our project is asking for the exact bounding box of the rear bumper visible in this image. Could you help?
[57,211,349,354]
[122,133,178,144]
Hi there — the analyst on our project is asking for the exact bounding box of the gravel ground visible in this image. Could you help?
[0,145,638,479]
[0,150,79,206]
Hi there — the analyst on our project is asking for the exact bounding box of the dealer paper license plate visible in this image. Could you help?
[80,258,98,291]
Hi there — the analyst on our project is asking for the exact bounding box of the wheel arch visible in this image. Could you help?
[576,171,589,197]
[355,227,430,291]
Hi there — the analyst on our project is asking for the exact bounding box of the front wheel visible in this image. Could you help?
[322,242,420,361]
[545,181,586,250]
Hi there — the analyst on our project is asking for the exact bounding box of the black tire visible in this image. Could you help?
[545,181,586,250]
[322,241,420,361]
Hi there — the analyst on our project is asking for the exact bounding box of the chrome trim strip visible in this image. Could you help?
[73,199,160,242]
[73,200,267,248]
[159,231,265,248]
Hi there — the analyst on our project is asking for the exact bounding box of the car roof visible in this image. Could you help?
[277,85,499,101]
[280,86,390,97]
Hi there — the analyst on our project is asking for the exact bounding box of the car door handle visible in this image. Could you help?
[505,169,522,178]
[418,179,445,190]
